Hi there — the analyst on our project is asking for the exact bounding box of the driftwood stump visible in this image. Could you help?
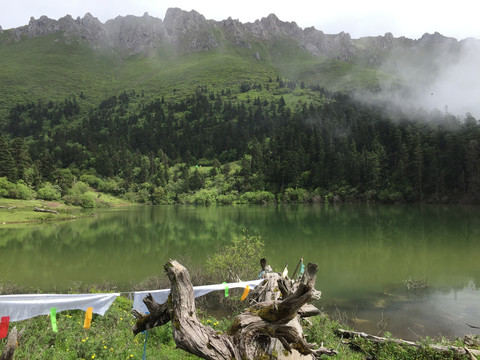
[33,207,59,214]
[132,260,336,359]
[337,329,480,359]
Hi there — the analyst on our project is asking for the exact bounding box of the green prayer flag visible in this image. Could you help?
[50,307,58,332]
[222,282,229,297]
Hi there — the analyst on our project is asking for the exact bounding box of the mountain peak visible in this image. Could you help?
[4,8,469,61]
[163,7,219,51]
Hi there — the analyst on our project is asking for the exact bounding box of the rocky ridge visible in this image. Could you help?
[3,7,476,63]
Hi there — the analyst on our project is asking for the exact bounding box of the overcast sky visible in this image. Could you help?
[0,0,478,40]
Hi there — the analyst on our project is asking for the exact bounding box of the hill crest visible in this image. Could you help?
[4,7,475,63]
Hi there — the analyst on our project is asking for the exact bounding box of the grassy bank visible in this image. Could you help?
[0,295,197,360]
[0,295,475,359]
[0,194,131,225]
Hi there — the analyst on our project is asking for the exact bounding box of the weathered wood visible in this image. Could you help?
[464,335,480,347]
[166,260,238,359]
[291,257,303,279]
[337,329,480,357]
[0,326,23,360]
[132,260,336,359]
[298,304,320,318]
[131,293,171,335]
[33,207,59,214]
[250,272,283,302]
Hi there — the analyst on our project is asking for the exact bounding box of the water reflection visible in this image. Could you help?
[1,204,479,339]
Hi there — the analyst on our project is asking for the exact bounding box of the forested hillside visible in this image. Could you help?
[1,76,479,205]
[1,9,479,206]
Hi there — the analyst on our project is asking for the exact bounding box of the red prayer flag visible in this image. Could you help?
[0,316,9,339]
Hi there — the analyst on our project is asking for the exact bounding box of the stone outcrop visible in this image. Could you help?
[5,7,476,61]
[12,13,108,45]
[104,13,166,53]
[163,8,220,51]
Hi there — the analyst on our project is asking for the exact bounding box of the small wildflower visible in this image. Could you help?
[103,346,107,349]
[120,317,123,321]
[82,339,86,343]
[110,348,114,352]
[91,355,96,359]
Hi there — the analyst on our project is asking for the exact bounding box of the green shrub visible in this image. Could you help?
[71,181,89,195]
[282,187,308,203]
[192,189,218,205]
[0,177,14,197]
[378,188,405,203]
[37,182,62,200]
[11,181,35,200]
[98,179,121,195]
[217,193,237,204]
[152,186,171,205]
[239,191,275,204]
[206,231,264,283]
[79,174,104,188]
[79,193,95,208]
[63,182,97,208]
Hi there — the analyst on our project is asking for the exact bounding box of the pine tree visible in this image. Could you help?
[10,137,31,182]
[0,136,16,181]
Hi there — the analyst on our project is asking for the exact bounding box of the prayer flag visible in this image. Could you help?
[83,307,93,329]
[0,316,9,339]
[300,261,305,276]
[222,282,229,297]
[50,307,57,332]
[240,285,250,301]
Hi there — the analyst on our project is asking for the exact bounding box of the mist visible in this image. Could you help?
[362,38,480,119]
[419,39,480,117]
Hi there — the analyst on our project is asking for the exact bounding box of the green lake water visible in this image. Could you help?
[1,204,479,340]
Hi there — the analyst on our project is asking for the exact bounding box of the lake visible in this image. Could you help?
[1,204,479,340]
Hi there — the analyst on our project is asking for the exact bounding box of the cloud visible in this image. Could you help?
[421,40,480,116]
[361,38,480,118]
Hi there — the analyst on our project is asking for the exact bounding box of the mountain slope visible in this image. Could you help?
[1,7,479,122]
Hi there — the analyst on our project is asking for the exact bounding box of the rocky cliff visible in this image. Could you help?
[4,8,477,64]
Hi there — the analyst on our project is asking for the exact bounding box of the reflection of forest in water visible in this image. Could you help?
[1,204,479,293]
[2,204,480,339]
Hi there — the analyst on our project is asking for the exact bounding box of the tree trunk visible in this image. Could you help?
[33,207,59,214]
[132,260,336,359]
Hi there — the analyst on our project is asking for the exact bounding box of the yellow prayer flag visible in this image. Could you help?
[84,307,93,329]
[240,285,250,301]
